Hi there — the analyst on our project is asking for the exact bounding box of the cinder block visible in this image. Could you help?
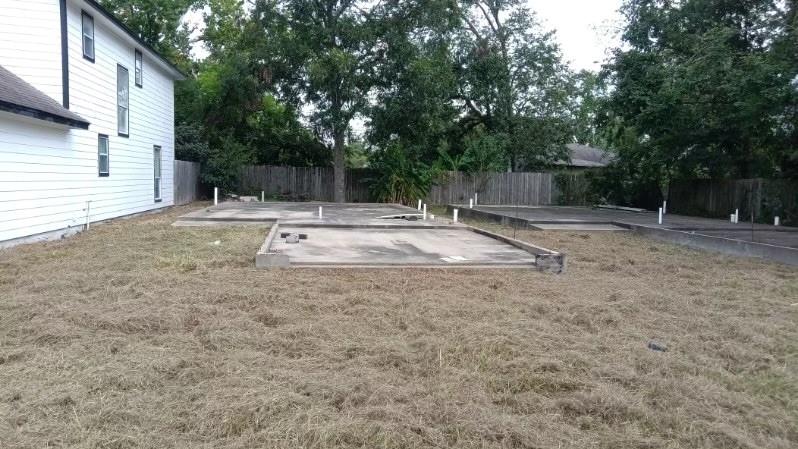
[535,253,567,274]
[256,252,290,268]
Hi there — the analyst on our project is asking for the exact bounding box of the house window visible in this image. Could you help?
[82,12,95,62]
[98,134,109,176]
[135,50,143,87]
[117,65,129,137]
[153,146,162,202]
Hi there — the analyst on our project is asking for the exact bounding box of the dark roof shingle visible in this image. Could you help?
[0,64,90,129]
[562,143,614,168]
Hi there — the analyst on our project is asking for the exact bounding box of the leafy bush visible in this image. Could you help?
[554,171,602,206]
[175,122,210,162]
[200,135,254,193]
[368,143,435,204]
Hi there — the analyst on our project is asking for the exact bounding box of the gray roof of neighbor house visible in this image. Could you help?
[0,64,90,129]
[560,143,614,168]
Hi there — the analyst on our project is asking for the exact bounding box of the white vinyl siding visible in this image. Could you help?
[0,0,177,245]
[117,65,129,136]
[0,0,62,104]
[82,11,95,61]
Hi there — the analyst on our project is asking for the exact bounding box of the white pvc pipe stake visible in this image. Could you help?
[474,193,478,205]
[423,204,427,220]
[453,208,459,223]
[658,207,663,225]
[418,199,422,211]
[731,214,736,223]
[469,199,473,209]
[261,191,265,202]
[85,200,91,231]
[735,209,739,224]
[775,216,780,226]
[214,187,218,206]
[663,200,667,215]
[318,206,323,219]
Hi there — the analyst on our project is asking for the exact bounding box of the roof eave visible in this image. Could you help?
[0,101,91,129]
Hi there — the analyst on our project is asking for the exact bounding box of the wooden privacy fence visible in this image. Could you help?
[238,165,375,202]
[173,160,201,205]
[669,178,798,225]
[427,171,555,205]
[238,165,561,205]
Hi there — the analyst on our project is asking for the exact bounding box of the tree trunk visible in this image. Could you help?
[333,129,346,203]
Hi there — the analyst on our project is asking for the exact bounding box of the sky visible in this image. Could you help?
[526,0,624,71]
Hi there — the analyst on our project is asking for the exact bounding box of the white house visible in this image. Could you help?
[0,0,184,247]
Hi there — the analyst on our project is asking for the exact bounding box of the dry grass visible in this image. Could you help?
[1,204,797,449]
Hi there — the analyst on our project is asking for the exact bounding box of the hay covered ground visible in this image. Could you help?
[1,204,796,449]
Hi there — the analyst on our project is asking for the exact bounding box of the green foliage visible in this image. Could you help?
[345,142,370,169]
[97,0,198,69]
[368,144,435,204]
[247,95,330,166]
[200,135,253,192]
[554,172,601,206]
[452,0,577,170]
[250,0,381,201]
[602,0,798,200]
[459,125,507,173]
[175,122,209,162]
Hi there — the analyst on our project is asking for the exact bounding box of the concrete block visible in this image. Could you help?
[535,253,567,274]
[256,252,290,268]
[255,224,291,268]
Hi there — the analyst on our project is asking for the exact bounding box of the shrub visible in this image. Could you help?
[368,143,434,204]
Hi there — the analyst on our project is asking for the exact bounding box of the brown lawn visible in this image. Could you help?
[0,203,796,449]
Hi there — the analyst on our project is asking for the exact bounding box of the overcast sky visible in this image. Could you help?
[527,0,624,71]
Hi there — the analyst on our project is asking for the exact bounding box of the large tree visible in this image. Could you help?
[250,0,382,202]
[602,0,798,197]
[452,0,575,171]
[97,0,198,68]
[367,0,460,163]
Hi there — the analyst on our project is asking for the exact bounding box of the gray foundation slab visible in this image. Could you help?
[180,202,565,272]
[266,226,547,269]
[178,202,451,227]
[450,205,798,265]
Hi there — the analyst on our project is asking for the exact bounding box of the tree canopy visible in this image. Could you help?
[100,0,797,203]
[601,0,798,199]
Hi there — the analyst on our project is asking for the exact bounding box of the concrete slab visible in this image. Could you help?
[178,202,455,228]
[457,205,796,236]
[451,205,798,265]
[179,202,566,272]
[268,226,539,268]
[533,223,629,231]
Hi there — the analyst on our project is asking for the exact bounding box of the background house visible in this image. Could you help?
[0,0,183,247]
[556,143,615,170]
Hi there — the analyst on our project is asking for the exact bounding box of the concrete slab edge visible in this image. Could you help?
[272,264,540,269]
[276,223,464,230]
[255,224,290,268]
[469,226,567,274]
[449,205,543,230]
[211,201,420,210]
[179,216,278,223]
[621,223,798,266]
[450,204,796,266]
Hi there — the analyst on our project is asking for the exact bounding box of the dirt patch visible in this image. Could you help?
[0,203,796,448]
